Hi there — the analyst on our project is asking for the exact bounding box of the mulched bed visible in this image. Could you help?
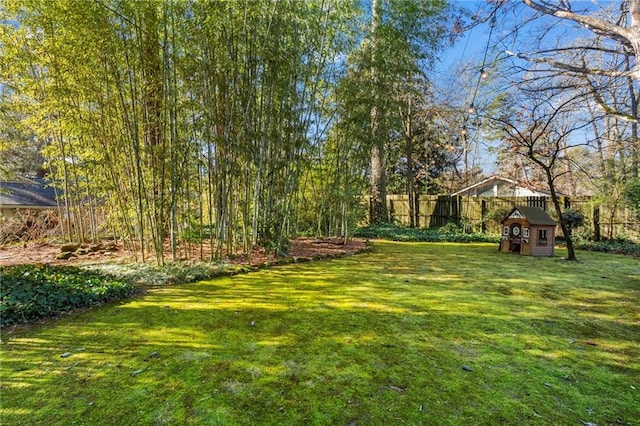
[0,237,369,267]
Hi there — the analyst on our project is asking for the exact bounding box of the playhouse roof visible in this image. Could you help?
[502,206,557,226]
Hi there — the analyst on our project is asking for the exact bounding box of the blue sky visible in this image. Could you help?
[437,12,491,74]
[433,3,498,174]
[436,0,499,73]
[432,0,625,175]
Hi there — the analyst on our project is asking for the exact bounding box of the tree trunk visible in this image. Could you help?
[403,95,416,227]
[630,0,640,82]
[625,55,639,178]
[369,0,388,224]
[406,146,415,228]
[546,169,577,261]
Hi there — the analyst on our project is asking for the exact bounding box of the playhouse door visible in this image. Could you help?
[509,223,522,253]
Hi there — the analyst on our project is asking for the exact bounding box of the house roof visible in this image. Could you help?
[0,178,59,208]
[451,175,554,197]
[502,206,557,226]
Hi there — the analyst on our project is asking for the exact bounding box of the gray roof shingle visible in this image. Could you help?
[0,178,59,207]
[503,206,557,226]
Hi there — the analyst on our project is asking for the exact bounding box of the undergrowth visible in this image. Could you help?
[572,238,640,257]
[355,222,500,243]
[84,262,253,287]
[1,249,366,328]
[0,265,135,327]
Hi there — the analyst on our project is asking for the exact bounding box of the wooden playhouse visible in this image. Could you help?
[500,206,557,256]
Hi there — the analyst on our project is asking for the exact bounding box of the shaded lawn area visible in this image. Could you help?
[1,242,639,425]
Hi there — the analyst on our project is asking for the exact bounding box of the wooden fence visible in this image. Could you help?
[371,195,639,241]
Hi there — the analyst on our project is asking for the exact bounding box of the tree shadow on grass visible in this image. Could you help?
[2,241,639,425]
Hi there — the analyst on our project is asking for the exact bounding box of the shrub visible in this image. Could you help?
[562,209,585,233]
[573,239,640,257]
[0,210,61,244]
[0,264,136,327]
[439,222,463,234]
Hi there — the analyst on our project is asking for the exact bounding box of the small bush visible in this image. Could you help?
[439,222,463,234]
[0,264,136,327]
[562,209,585,233]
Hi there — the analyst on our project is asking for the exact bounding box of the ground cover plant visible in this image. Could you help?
[572,238,640,257]
[0,265,135,327]
[1,242,638,425]
[355,222,500,243]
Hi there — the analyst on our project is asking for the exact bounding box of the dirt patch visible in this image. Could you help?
[0,237,368,267]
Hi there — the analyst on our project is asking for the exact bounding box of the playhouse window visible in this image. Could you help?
[538,229,548,245]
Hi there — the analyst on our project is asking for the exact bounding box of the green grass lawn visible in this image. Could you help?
[1,241,639,425]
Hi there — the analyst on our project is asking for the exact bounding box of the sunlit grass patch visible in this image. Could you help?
[1,241,638,425]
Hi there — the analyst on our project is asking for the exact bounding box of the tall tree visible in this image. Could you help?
[518,0,640,83]
[369,0,387,224]
[513,0,640,178]
[1,0,366,261]
[451,0,638,227]
[338,0,448,224]
[389,80,460,224]
[489,87,595,261]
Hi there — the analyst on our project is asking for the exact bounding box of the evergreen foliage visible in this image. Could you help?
[623,178,640,219]
[0,264,135,326]
[561,209,585,233]
[0,0,449,261]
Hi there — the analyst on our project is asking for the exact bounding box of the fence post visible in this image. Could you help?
[481,199,487,233]
[593,205,600,241]
[451,195,460,224]
[369,197,373,226]
[526,196,545,209]
[414,192,420,228]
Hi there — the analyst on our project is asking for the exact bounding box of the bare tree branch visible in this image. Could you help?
[586,76,640,122]
[522,0,635,50]
[505,50,634,78]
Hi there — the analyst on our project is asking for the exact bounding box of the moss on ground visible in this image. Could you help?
[1,242,638,425]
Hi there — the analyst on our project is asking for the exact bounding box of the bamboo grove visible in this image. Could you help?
[1,0,418,263]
